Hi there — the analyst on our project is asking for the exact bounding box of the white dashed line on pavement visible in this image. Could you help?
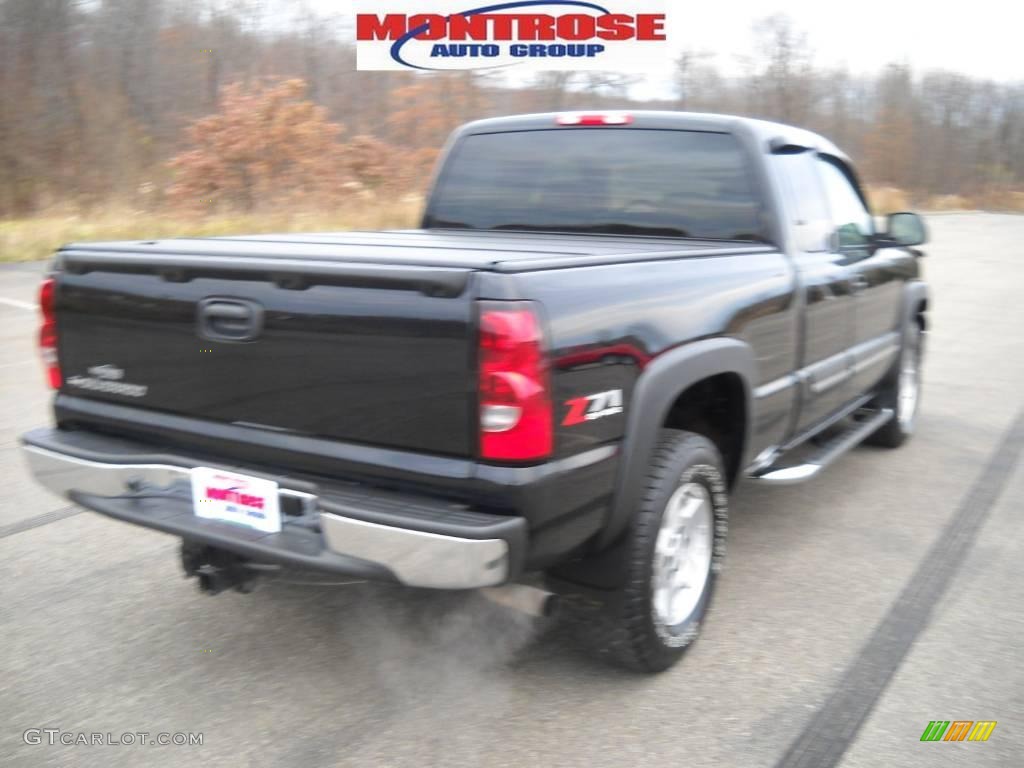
[0,297,37,311]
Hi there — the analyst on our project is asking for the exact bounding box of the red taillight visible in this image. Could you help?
[556,112,633,126]
[478,302,553,462]
[39,278,61,389]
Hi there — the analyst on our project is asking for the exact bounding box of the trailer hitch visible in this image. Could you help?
[180,541,258,596]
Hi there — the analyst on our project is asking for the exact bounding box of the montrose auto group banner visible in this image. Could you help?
[354,0,669,72]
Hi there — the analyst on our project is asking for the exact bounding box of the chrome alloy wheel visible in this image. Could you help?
[897,333,921,431]
[652,482,714,628]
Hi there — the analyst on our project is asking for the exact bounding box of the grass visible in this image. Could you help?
[864,186,912,214]
[867,185,1024,214]
[4,189,1024,263]
[0,201,423,263]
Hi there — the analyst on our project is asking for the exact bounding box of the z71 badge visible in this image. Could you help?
[562,389,624,426]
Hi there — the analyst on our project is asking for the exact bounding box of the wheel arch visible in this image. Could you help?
[903,280,929,333]
[595,337,757,550]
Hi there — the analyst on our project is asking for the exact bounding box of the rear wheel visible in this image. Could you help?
[562,430,728,673]
[867,322,923,448]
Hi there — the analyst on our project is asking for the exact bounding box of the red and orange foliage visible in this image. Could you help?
[167,79,415,213]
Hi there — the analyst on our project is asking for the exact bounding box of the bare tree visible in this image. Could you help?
[747,14,817,124]
[532,72,577,110]
[1,0,1022,218]
[674,49,716,110]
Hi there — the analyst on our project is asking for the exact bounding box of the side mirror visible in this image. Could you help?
[886,212,928,247]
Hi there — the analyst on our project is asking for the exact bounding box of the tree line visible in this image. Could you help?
[1,1,1021,218]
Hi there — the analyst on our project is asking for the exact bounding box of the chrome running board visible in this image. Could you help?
[748,408,894,485]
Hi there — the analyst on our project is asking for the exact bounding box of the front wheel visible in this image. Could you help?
[867,322,924,448]
[562,430,728,673]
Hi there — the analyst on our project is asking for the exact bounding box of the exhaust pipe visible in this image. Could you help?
[180,541,558,611]
[480,584,559,617]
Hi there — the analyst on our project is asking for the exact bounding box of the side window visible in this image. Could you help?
[773,152,832,252]
[817,158,873,249]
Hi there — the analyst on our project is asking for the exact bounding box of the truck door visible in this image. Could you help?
[774,151,856,434]
[816,158,906,396]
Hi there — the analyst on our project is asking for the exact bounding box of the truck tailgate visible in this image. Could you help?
[54,248,476,457]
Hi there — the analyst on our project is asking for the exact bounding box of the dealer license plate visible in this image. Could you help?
[190,467,281,534]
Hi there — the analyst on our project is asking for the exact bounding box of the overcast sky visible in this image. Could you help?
[312,0,1023,99]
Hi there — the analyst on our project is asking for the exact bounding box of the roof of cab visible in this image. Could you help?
[451,110,850,164]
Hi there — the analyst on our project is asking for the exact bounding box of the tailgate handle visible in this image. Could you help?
[198,298,264,342]
[206,304,249,320]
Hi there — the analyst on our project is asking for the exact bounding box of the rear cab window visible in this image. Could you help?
[772,152,833,252]
[425,129,769,242]
[816,158,874,249]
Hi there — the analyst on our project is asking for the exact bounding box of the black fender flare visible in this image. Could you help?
[902,280,929,332]
[595,337,758,550]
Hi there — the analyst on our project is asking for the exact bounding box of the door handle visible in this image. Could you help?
[849,275,870,294]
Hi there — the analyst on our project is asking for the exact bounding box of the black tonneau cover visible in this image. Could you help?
[60,230,774,273]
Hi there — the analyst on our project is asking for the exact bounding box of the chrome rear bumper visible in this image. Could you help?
[21,438,521,589]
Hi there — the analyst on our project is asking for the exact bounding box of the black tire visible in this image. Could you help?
[866,321,924,448]
[561,430,728,673]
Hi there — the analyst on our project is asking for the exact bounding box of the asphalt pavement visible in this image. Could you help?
[1,213,1021,767]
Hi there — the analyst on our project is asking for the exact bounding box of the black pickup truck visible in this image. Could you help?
[22,111,929,672]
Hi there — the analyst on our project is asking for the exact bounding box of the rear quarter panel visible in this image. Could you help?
[480,249,799,464]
